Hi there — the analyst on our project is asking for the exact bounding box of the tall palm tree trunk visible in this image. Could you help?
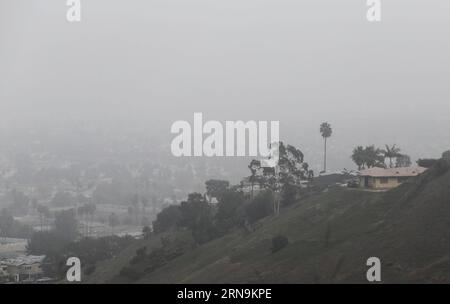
[324,138,327,172]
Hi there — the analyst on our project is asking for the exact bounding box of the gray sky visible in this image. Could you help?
[1,0,450,171]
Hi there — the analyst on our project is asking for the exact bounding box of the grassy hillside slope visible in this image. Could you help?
[86,158,450,283]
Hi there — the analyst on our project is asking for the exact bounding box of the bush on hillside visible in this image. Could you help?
[215,190,246,234]
[130,246,147,265]
[119,266,145,281]
[271,235,289,253]
[246,191,274,223]
[417,158,438,168]
[84,265,96,276]
[280,184,298,206]
[152,205,182,233]
[434,158,449,176]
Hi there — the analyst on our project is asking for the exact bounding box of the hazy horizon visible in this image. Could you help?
[1,0,450,174]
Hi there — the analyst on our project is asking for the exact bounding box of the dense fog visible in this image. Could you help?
[1,0,449,175]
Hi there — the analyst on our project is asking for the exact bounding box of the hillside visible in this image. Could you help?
[86,157,450,283]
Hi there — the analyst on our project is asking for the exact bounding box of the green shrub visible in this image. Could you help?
[246,191,274,223]
[417,158,438,168]
[130,247,147,265]
[84,265,96,276]
[271,235,289,253]
[119,266,145,281]
[434,159,449,176]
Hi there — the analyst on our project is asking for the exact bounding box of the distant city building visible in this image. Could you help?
[359,167,427,190]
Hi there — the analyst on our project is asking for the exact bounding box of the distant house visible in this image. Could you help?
[359,167,427,190]
[2,255,45,282]
[0,264,9,282]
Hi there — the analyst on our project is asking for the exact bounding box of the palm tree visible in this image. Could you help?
[37,205,45,231]
[43,207,51,231]
[352,146,366,170]
[108,213,119,235]
[37,205,50,231]
[141,197,148,214]
[86,203,96,237]
[383,144,401,168]
[77,205,87,237]
[142,226,152,239]
[320,122,332,172]
[131,194,139,224]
